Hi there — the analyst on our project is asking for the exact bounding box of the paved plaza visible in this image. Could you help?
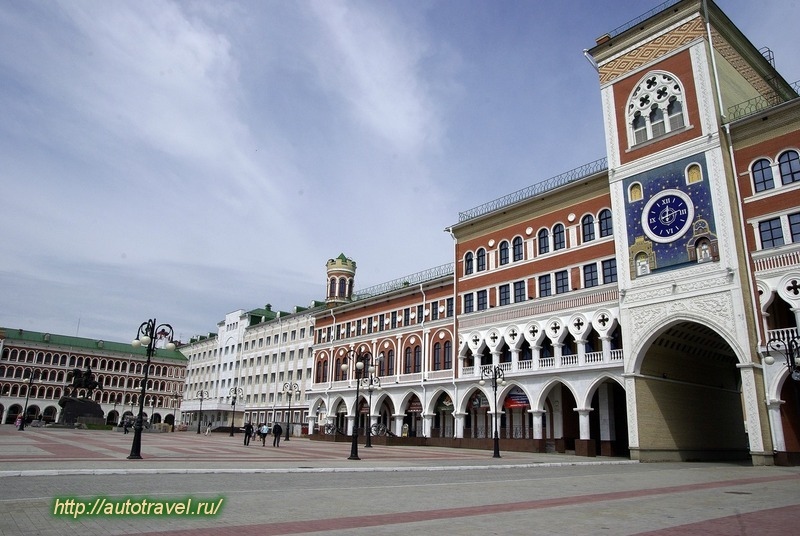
[0,425,798,535]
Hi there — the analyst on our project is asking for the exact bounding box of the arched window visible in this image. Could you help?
[404,348,412,374]
[413,346,421,373]
[329,278,336,297]
[553,224,565,250]
[512,237,523,261]
[685,163,703,184]
[386,350,395,375]
[627,72,687,146]
[433,343,441,370]
[752,159,774,192]
[476,248,486,271]
[338,278,347,297]
[499,241,509,265]
[538,229,549,254]
[582,215,595,242]
[779,150,800,185]
[464,252,474,275]
[599,209,613,237]
[335,358,342,381]
[444,340,452,369]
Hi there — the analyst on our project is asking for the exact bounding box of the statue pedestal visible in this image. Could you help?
[58,397,104,425]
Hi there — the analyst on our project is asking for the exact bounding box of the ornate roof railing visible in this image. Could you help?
[457,157,608,223]
[727,80,800,122]
[352,262,454,302]
[605,0,682,40]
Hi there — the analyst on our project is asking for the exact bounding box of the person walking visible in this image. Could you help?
[243,422,254,446]
[271,422,283,447]
[260,423,270,446]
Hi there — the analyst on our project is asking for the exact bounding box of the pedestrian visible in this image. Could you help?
[244,421,254,446]
[260,423,270,446]
[123,420,130,434]
[272,422,283,447]
[14,414,22,429]
[205,422,211,436]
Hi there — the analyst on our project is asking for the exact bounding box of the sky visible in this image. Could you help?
[1,0,798,345]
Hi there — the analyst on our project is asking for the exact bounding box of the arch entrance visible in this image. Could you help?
[634,321,748,462]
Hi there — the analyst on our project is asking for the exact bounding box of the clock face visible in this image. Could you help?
[642,189,694,243]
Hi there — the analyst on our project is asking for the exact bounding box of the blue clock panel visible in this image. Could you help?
[623,153,717,273]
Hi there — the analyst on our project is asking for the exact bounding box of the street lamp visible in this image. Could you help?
[196,389,209,434]
[18,368,41,432]
[765,331,800,414]
[229,387,243,437]
[340,346,379,460]
[282,382,300,441]
[170,390,181,431]
[362,355,383,448]
[479,365,506,458]
[112,393,122,426]
[128,319,175,460]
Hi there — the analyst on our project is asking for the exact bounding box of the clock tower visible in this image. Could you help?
[586,0,788,464]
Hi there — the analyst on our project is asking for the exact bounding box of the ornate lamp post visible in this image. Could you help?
[195,389,209,434]
[363,354,383,448]
[18,368,41,432]
[282,382,300,441]
[112,393,122,426]
[479,365,506,458]
[128,319,175,459]
[170,390,181,431]
[228,387,243,437]
[340,347,380,460]
[765,331,800,413]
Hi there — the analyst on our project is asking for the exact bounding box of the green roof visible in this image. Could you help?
[0,327,187,362]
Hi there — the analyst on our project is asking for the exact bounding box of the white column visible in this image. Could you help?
[453,412,466,438]
[766,399,786,452]
[576,408,593,440]
[530,409,544,440]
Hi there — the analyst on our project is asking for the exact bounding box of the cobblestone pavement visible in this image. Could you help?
[1,426,798,535]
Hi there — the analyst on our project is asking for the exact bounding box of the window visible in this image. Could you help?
[328,278,336,297]
[386,350,395,375]
[790,213,800,242]
[404,308,410,325]
[629,183,643,202]
[464,294,474,313]
[446,298,454,317]
[602,259,618,284]
[752,159,774,192]
[584,264,598,288]
[444,341,452,369]
[632,114,647,145]
[512,237,524,261]
[404,348,412,374]
[413,346,421,373]
[667,98,684,130]
[477,290,488,311]
[338,278,347,297]
[686,163,702,184]
[779,150,800,185]
[391,311,397,329]
[464,253,473,275]
[514,280,526,302]
[539,275,551,297]
[582,215,595,242]
[431,303,439,320]
[499,284,510,306]
[759,217,784,249]
[555,270,569,294]
[599,209,613,237]
[553,224,566,250]
[433,343,441,370]
[476,248,486,271]
[538,229,549,254]
[627,72,686,146]
[650,107,665,137]
[499,241,509,265]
